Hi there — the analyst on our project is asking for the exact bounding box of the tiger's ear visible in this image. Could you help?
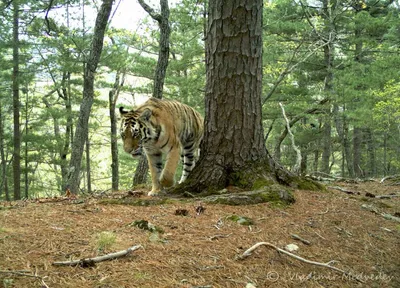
[119,106,129,115]
[139,108,152,122]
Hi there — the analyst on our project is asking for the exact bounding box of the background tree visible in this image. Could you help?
[66,0,113,194]
[133,0,171,186]
[12,0,21,200]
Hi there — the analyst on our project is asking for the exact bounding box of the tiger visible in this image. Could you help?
[119,97,204,196]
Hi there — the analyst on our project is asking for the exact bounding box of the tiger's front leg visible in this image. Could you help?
[160,147,180,189]
[146,152,163,196]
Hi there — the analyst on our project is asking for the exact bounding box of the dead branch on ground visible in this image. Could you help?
[52,245,142,267]
[291,234,311,245]
[0,270,49,287]
[365,192,400,199]
[380,175,400,184]
[237,242,364,283]
[361,204,400,223]
[328,186,360,195]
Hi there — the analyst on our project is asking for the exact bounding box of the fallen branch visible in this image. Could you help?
[209,234,232,241]
[328,186,360,195]
[291,234,311,245]
[365,192,400,199]
[361,204,400,223]
[0,270,49,287]
[52,245,142,267]
[237,242,364,283]
[380,175,400,184]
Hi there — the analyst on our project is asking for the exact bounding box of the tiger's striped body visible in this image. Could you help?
[119,98,203,196]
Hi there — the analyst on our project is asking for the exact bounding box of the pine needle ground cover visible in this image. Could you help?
[0,182,399,288]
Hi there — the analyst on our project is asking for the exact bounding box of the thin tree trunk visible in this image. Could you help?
[365,128,376,177]
[321,120,331,174]
[0,103,10,201]
[321,0,334,174]
[24,88,28,198]
[86,133,91,193]
[61,72,73,191]
[12,0,21,200]
[353,127,363,177]
[343,117,353,177]
[109,71,124,191]
[134,0,171,186]
[383,132,387,176]
[352,3,364,179]
[66,0,113,193]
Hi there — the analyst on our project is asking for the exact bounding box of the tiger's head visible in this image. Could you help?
[119,106,148,157]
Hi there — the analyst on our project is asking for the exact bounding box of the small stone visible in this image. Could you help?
[285,243,299,252]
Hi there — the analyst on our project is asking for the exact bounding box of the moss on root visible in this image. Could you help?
[292,176,326,191]
[202,185,295,207]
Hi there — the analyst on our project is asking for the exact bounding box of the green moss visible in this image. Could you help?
[228,171,253,189]
[226,215,254,225]
[296,177,326,191]
[129,220,164,233]
[252,178,275,190]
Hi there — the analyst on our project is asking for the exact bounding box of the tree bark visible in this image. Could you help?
[174,0,317,195]
[12,0,21,200]
[134,0,171,186]
[66,0,113,193]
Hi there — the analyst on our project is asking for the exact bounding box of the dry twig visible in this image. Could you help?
[52,245,142,267]
[237,242,364,283]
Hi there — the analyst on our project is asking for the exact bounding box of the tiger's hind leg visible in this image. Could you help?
[160,147,180,188]
[178,144,197,184]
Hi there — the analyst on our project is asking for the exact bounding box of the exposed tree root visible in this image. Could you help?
[237,242,364,283]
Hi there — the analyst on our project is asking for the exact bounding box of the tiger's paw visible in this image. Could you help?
[148,190,160,197]
[160,176,174,188]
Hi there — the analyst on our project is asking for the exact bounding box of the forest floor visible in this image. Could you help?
[0,180,399,288]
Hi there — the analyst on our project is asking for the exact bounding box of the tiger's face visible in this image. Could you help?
[119,107,144,157]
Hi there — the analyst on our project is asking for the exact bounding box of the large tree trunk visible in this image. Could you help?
[134,0,171,186]
[12,0,21,200]
[174,0,318,195]
[66,0,113,193]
